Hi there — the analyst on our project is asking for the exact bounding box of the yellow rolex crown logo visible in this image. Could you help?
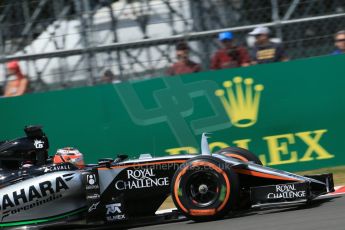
[215,76,264,128]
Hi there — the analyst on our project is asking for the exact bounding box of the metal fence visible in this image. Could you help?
[0,0,344,92]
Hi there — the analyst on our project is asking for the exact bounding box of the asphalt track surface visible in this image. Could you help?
[134,194,345,230]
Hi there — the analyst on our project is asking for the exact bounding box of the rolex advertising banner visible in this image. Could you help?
[0,54,344,171]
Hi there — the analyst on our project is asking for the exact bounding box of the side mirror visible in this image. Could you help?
[113,154,128,164]
[98,158,113,168]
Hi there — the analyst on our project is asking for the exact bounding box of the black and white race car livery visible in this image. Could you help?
[0,126,334,228]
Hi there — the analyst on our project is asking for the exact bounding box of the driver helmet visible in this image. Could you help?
[53,147,85,169]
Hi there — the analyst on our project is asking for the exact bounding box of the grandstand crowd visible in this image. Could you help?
[2,27,345,98]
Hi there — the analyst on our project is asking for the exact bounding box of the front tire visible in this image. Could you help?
[171,156,239,221]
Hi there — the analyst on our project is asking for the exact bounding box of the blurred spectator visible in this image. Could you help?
[248,27,288,64]
[211,31,251,69]
[101,69,121,84]
[332,30,345,55]
[166,42,201,75]
[3,61,29,97]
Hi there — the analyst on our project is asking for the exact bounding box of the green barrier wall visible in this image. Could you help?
[0,54,344,171]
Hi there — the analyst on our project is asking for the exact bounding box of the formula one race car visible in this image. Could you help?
[0,126,334,229]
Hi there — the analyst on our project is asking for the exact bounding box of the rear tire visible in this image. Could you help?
[171,156,239,221]
[216,146,262,165]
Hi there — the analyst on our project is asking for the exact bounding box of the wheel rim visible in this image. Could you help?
[186,170,220,207]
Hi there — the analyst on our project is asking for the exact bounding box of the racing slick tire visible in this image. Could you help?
[216,146,262,210]
[216,146,263,165]
[171,156,239,221]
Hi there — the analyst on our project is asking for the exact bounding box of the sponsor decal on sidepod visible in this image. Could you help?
[0,174,74,221]
[115,169,169,190]
[106,203,125,221]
